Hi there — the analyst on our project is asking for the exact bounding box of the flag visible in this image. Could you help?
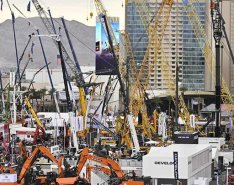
[57,54,61,65]
[0,0,3,11]
[31,42,35,54]
[27,1,31,12]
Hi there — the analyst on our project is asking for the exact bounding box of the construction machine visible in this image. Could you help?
[94,0,140,154]
[32,0,87,117]
[0,165,16,174]
[56,147,147,185]
[0,165,17,185]
[24,96,47,145]
[17,145,63,185]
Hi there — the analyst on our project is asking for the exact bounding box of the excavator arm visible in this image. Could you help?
[17,146,63,183]
[86,163,111,183]
[75,148,124,178]
[57,148,144,185]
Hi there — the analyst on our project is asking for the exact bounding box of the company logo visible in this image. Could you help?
[154,161,175,165]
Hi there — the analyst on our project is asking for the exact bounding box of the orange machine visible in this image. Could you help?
[0,165,17,185]
[86,163,111,183]
[56,148,144,185]
[17,145,63,184]
[0,165,16,174]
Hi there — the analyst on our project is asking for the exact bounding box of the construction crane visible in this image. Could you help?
[58,38,79,153]
[94,0,119,53]
[119,31,157,140]
[133,0,196,130]
[182,0,234,106]
[94,0,140,153]
[129,0,177,133]
[210,0,234,136]
[31,0,87,118]
[24,96,47,145]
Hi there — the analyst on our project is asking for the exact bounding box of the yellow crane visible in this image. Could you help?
[120,30,156,139]
[118,1,173,138]
[133,0,197,130]
[183,0,234,105]
[126,0,175,136]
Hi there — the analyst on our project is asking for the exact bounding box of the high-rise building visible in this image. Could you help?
[126,0,206,93]
[204,0,234,95]
[219,1,234,94]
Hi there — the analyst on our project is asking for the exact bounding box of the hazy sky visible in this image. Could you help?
[0,0,125,26]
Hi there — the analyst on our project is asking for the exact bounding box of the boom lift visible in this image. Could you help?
[17,145,63,184]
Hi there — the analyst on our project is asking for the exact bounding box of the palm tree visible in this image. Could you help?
[48,89,56,103]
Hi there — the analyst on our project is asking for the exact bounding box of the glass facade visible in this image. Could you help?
[126,2,149,66]
[126,0,206,91]
[182,2,205,90]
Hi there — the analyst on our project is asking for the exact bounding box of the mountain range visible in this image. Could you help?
[0,17,95,71]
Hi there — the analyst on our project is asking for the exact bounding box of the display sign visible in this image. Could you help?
[173,151,179,180]
[95,20,119,75]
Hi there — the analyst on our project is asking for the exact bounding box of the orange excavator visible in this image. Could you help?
[0,165,16,174]
[18,140,28,161]
[0,165,17,185]
[56,148,146,185]
[17,145,63,185]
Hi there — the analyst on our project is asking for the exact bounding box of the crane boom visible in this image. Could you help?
[31,0,87,116]
[94,0,140,152]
